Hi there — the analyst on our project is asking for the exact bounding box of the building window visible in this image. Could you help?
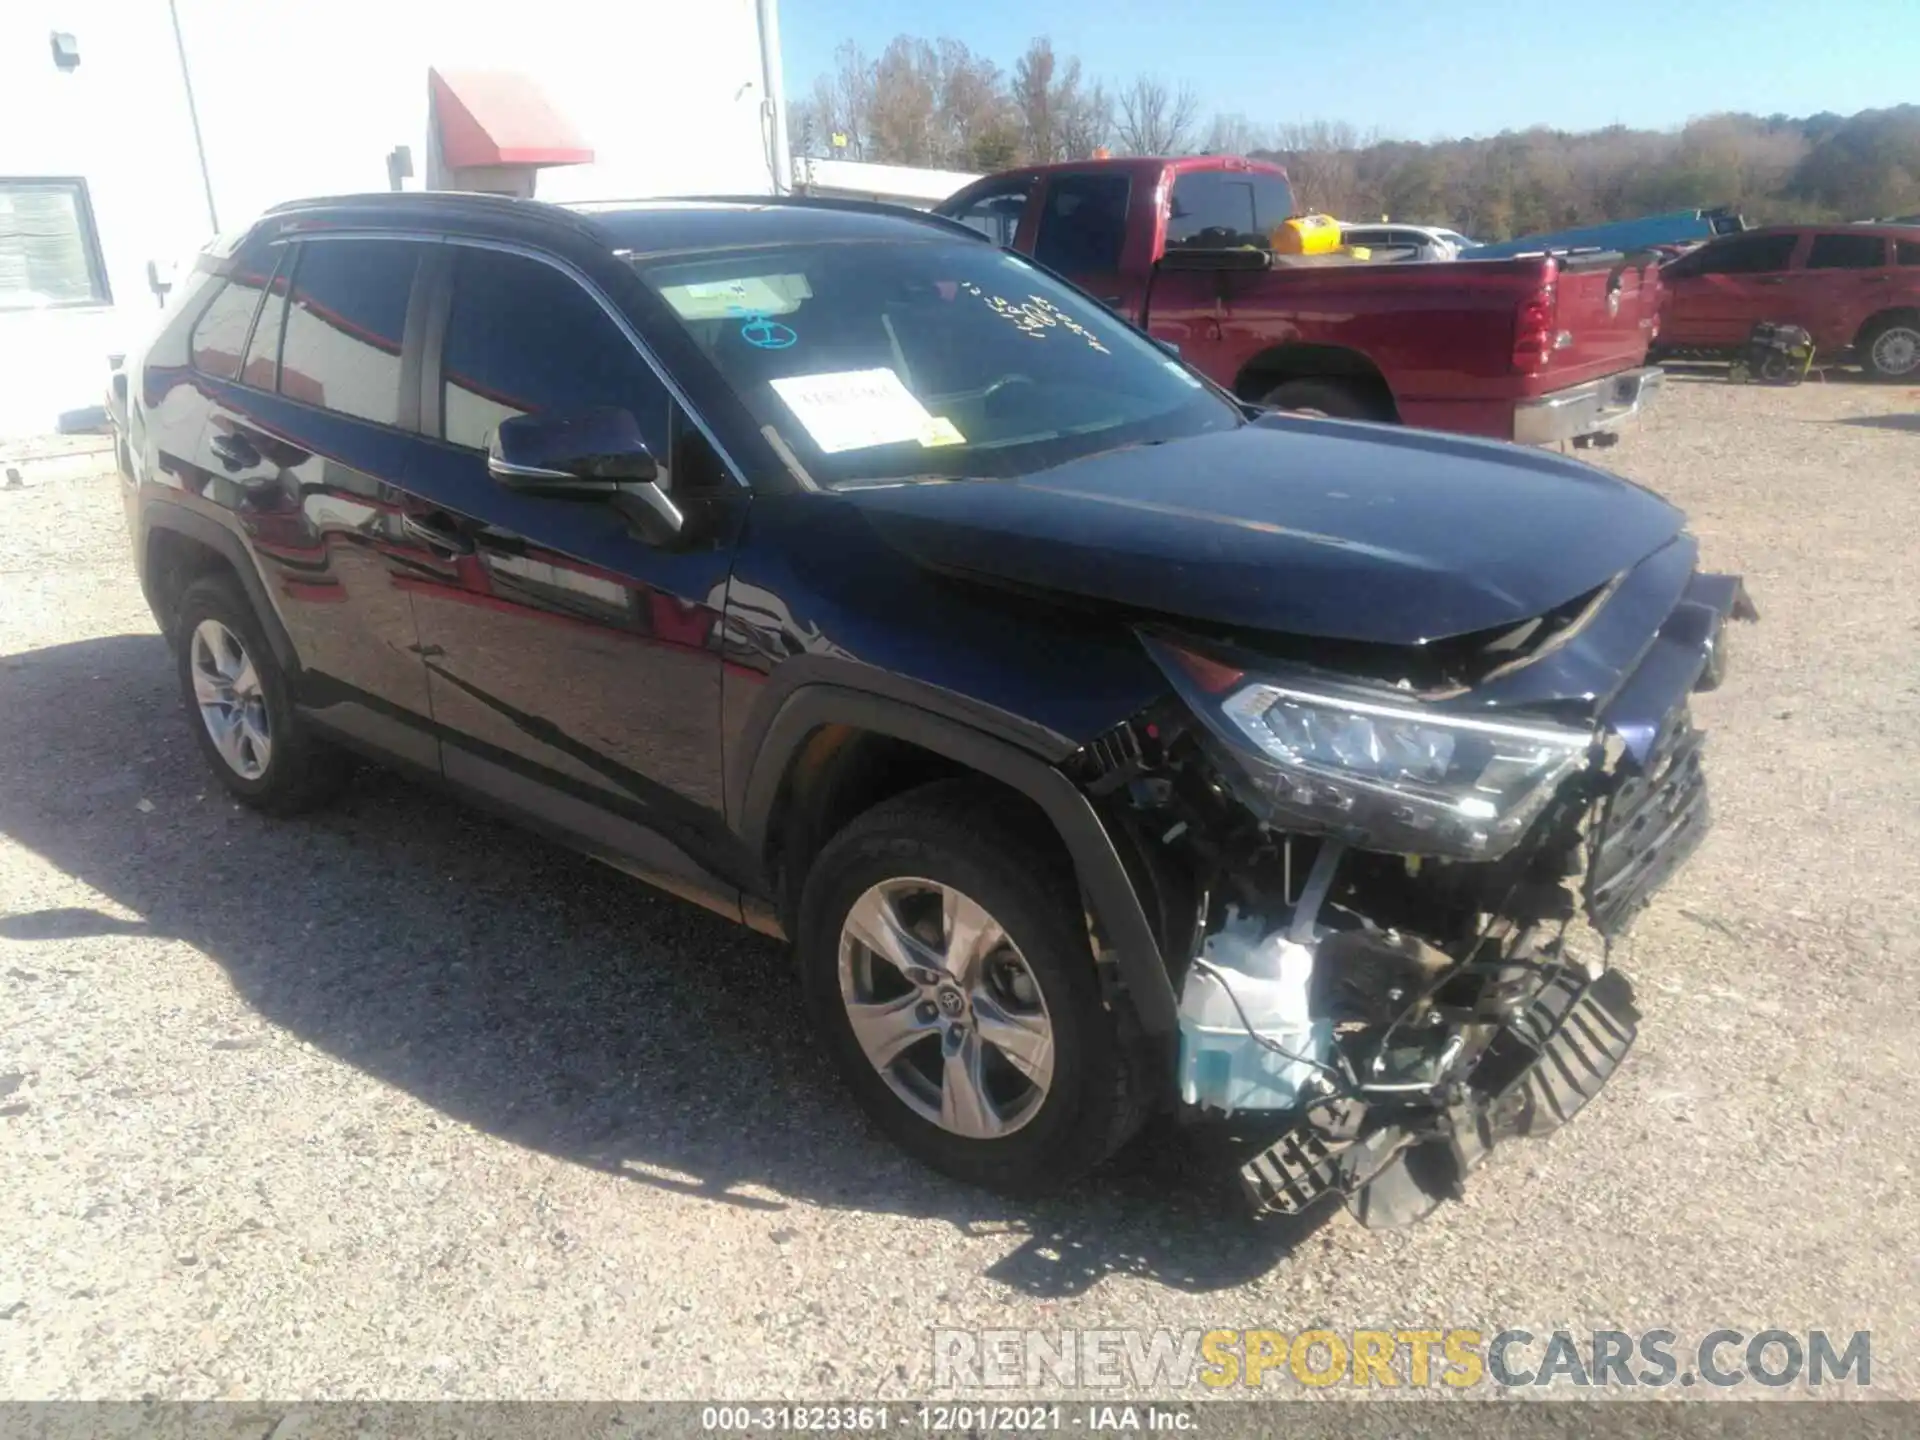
[0,178,111,310]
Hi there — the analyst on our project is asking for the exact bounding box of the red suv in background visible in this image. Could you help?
[1655,224,1920,379]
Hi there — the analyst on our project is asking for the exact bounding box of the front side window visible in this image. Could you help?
[1166,170,1297,250]
[439,246,669,452]
[278,239,420,423]
[0,178,110,310]
[631,238,1240,490]
[1690,233,1797,276]
[942,181,1031,247]
[1032,174,1131,274]
[1806,233,1886,270]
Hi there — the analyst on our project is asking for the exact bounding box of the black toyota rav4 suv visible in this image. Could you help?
[117,192,1753,1225]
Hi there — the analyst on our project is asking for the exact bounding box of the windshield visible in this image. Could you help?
[629,238,1241,488]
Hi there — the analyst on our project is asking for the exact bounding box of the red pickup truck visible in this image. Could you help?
[936,156,1666,445]
[1653,224,1920,379]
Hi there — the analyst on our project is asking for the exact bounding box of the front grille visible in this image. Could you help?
[1585,717,1709,935]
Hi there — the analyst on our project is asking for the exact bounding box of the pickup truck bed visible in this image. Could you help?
[937,156,1665,446]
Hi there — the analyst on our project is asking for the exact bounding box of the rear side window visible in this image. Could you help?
[278,239,420,424]
[439,246,668,452]
[240,248,294,389]
[1033,174,1132,275]
[1899,239,1920,266]
[1166,170,1297,250]
[1692,233,1797,276]
[189,277,264,381]
[944,180,1031,246]
[1807,233,1886,269]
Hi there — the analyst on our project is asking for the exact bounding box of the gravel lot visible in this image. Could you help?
[2,374,1917,1403]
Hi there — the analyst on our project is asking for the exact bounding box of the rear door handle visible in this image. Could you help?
[401,513,475,556]
[208,432,260,470]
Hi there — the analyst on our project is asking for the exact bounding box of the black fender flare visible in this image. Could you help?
[141,500,300,673]
[735,679,1180,1037]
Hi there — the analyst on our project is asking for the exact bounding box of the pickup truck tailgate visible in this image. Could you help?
[1544,256,1662,388]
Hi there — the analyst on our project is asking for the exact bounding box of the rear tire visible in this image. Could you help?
[1858,315,1920,381]
[174,575,352,815]
[797,780,1147,1194]
[1257,378,1381,421]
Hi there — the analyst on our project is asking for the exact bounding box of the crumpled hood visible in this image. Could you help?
[841,416,1686,645]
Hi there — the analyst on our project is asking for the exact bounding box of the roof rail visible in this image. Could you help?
[263,190,548,216]
[260,190,606,240]
[643,193,990,243]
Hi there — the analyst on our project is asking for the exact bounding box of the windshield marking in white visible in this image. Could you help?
[958,283,1111,355]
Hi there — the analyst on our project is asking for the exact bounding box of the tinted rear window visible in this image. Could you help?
[1807,233,1886,269]
[189,273,267,381]
[1893,239,1919,266]
[1166,170,1297,249]
[278,239,419,423]
[241,253,293,390]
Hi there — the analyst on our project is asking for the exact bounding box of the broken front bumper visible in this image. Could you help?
[1242,969,1643,1223]
[1233,568,1756,1224]
[1513,365,1665,446]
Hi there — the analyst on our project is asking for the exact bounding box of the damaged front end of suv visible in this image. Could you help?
[1072,537,1756,1227]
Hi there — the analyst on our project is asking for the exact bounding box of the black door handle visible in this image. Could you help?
[401,513,475,556]
[208,432,260,471]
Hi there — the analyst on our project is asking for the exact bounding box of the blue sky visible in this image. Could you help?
[779,0,1917,141]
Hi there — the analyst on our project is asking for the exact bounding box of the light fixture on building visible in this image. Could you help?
[50,32,81,71]
[387,145,414,192]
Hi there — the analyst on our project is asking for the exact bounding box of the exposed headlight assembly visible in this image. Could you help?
[1147,638,1594,860]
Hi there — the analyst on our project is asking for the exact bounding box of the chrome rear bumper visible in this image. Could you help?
[1514,365,1665,446]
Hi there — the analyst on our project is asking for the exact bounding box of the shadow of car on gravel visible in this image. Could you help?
[0,633,1340,1298]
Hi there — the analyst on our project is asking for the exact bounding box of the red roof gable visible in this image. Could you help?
[429,68,593,170]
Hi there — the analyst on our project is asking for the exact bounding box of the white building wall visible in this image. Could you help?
[1,0,776,436]
[0,0,212,436]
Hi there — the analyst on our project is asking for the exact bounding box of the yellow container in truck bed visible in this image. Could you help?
[1270,213,1342,255]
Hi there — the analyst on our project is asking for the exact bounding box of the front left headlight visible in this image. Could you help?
[1147,639,1594,860]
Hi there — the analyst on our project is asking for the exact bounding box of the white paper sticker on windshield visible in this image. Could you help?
[657,273,812,321]
[769,368,937,454]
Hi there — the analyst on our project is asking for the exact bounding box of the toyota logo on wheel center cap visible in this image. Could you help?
[936,987,966,1017]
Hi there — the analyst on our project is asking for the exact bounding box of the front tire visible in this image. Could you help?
[797,781,1146,1193]
[174,575,352,814]
[1257,378,1382,420]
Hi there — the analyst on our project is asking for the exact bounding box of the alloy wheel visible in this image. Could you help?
[1870,325,1920,377]
[189,618,272,780]
[837,877,1055,1139]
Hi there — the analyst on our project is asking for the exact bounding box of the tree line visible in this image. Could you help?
[791,36,1920,237]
